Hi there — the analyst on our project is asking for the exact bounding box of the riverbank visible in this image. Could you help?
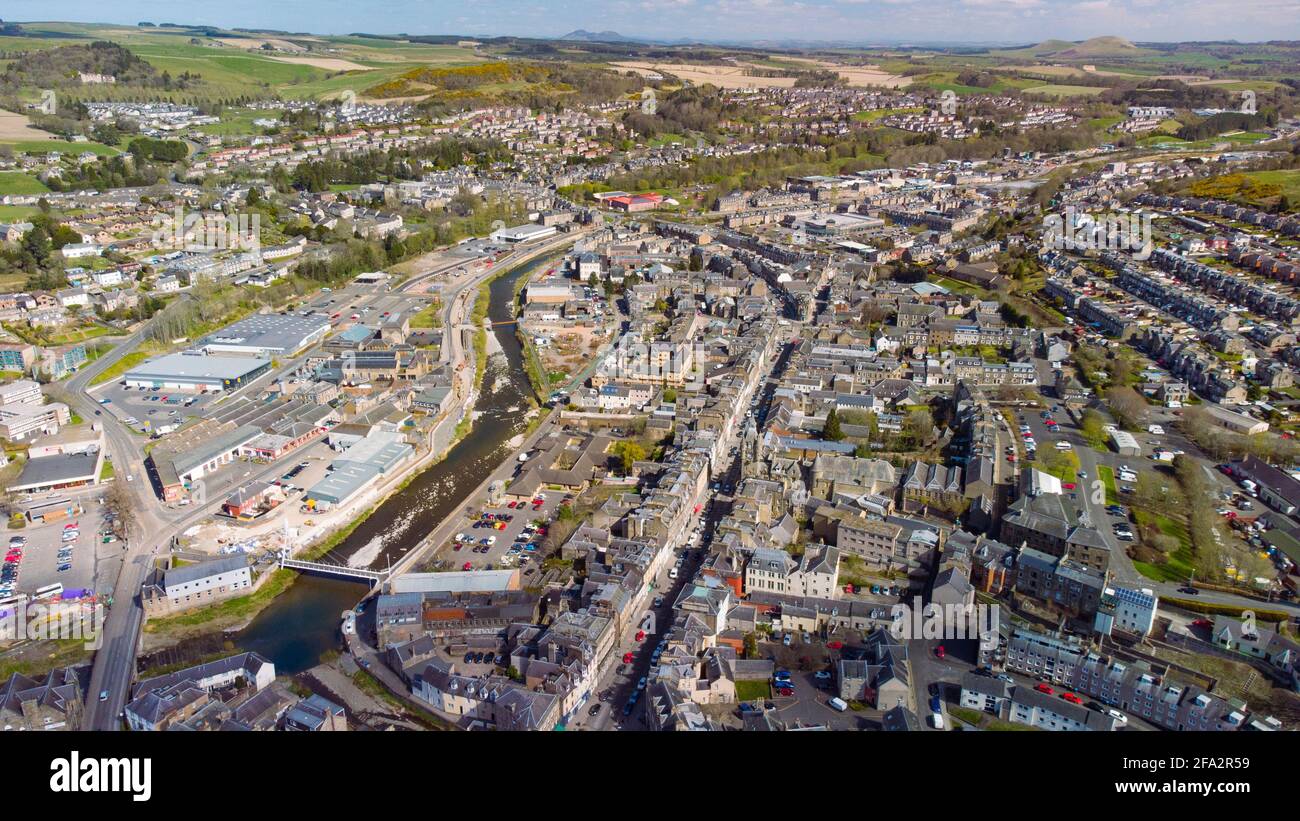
[136,242,579,652]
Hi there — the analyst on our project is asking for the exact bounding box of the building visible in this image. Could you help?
[1007,685,1116,731]
[958,671,1011,716]
[123,352,272,393]
[0,400,71,442]
[491,223,558,244]
[1109,429,1141,457]
[199,313,331,356]
[1094,586,1158,637]
[0,667,84,731]
[125,652,275,731]
[142,555,253,615]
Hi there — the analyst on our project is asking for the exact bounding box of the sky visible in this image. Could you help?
[7,0,1300,44]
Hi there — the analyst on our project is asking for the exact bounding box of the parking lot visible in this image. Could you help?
[435,492,566,576]
[2,498,118,600]
[95,382,214,436]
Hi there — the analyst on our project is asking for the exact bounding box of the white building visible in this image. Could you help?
[1094,586,1158,637]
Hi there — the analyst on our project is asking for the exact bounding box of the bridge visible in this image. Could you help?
[277,551,389,586]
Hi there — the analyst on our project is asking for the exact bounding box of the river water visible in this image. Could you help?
[230,256,546,674]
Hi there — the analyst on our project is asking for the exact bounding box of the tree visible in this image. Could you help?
[103,480,139,541]
[823,407,845,441]
[1079,409,1107,447]
[611,441,646,474]
[1104,385,1148,431]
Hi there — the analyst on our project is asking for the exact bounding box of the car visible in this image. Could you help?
[99,690,109,702]
[636,676,647,690]
[462,562,472,571]
[635,630,646,642]
[1062,482,1076,490]
[588,703,602,717]
[775,687,794,697]
[1108,709,1128,725]
[826,640,843,650]
[815,670,832,681]
[622,652,635,664]
[1061,692,1083,705]
[997,674,1014,684]
[1178,586,1200,595]
[1035,683,1055,695]
[58,563,72,572]
[934,645,946,659]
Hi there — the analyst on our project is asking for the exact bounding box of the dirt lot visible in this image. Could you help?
[266,56,377,72]
[0,110,50,142]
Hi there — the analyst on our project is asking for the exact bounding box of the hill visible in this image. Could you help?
[560,30,638,43]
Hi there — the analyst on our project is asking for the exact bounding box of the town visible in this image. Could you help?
[0,18,1297,745]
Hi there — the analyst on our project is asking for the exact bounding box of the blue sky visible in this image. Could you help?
[7,0,1300,44]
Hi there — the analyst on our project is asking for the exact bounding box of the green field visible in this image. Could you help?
[0,172,49,195]
[0,140,120,155]
[1241,169,1300,201]
[1021,84,1107,98]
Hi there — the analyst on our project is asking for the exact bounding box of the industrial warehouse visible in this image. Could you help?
[123,351,272,392]
[198,313,332,357]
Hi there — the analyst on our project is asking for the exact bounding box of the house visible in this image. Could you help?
[1008,685,1116,731]
[0,667,84,731]
[835,629,910,709]
[959,671,1011,716]
[125,653,276,731]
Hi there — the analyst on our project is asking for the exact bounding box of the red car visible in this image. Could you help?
[622,652,635,664]
[1061,693,1083,705]
[635,630,646,642]
[1035,683,1055,695]
[776,687,794,697]
[1062,482,1076,490]
[826,641,843,650]
[1191,618,1212,629]
[453,543,462,551]
[462,562,472,571]
[934,645,946,659]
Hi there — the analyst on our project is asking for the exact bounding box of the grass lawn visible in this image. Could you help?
[735,680,771,701]
[1097,465,1119,505]
[1130,508,1195,583]
[408,300,444,329]
[0,172,50,196]
[90,351,150,386]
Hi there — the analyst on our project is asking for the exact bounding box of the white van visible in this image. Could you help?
[829,697,849,712]
[931,711,945,730]
[668,567,678,580]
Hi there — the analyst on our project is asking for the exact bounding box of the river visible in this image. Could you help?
[230,255,547,674]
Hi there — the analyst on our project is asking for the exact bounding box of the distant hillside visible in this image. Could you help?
[0,41,177,92]
[1012,36,1151,59]
[560,30,638,43]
